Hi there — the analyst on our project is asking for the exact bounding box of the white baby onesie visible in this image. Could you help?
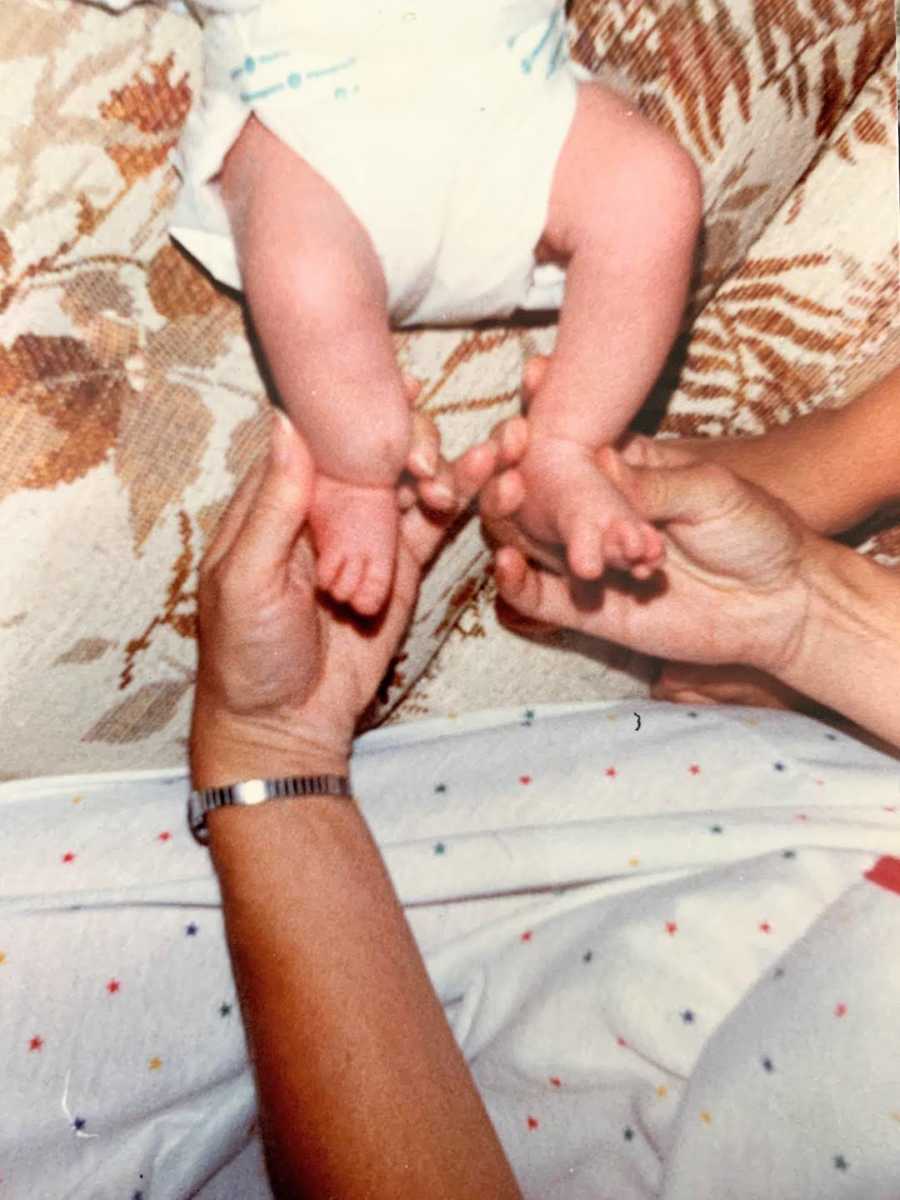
[103,0,581,325]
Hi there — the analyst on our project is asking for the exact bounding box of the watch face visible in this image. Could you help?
[187,776,351,846]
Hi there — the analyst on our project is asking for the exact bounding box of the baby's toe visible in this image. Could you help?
[640,523,666,569]
[316,546,345,594]
[599,521,636,572]
[565,519,605,580]
[327,555,364,605]
[352,557,392,617]
[604,520,666,576]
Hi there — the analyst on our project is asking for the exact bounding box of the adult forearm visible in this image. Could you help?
[205,784,522,1200]
[778,542,900,746]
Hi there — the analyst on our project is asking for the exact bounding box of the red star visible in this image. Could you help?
[549,1076,562,1088]
[157,831,172,842]
[688,764,701,776]
[834,1002,847,1018]
[106,979,121,995]
[526,1116,539,1130]
[794,813,809,822]
[605,767,617,778]
[884,806,897,814]
[616,1036,628,1048]
[519,775,532,785]
[759,921,772,934]
[61,851,76,864]
[665,921,678,936]
[520,930,533,942]
[28,1036,43,1052]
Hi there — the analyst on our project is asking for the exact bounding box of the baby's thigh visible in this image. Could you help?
[543,81,701,259]
[219,116,388,313]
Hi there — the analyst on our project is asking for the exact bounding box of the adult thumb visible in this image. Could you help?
[231,410,316,581]
[601,448,745,529]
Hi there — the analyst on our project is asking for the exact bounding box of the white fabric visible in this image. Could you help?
[4,701,900,1198]
[168,0,576,323]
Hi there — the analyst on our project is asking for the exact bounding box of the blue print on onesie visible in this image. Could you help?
[231,50,359,105]
[509,7,569,77]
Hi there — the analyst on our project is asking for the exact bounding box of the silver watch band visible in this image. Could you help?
[188,774,352,845]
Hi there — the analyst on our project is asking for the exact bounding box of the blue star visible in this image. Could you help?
[73,1116,86,1131]
[687,711,699,719]
[681,1009,695,1024]
[433,842,446,856]
[133,1193,144,1200]
[582,950,593,964]
[185,922,198,937]
[834,1155,848,1171]
[709,824,723,834]
[774,762,786,772]
[219,1002,232,1018]
[623,1126,634,1141]
[434,783,447,794]
[825,732,838,741]
[761,1057,774,1072]
[783,849,796,859]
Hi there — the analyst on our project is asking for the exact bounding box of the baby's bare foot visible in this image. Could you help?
[310,474,398,616]
[516,435,664,579]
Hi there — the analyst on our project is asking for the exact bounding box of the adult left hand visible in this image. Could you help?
[191,404,509,786]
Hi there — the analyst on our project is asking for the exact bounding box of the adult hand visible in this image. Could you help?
[191,395,512,786]
[490,432,819,679]
[192,397,527,1200]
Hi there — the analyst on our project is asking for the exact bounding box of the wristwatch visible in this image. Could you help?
[188,775,352,845]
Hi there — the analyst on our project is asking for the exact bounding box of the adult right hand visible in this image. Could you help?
[490,433,820,682]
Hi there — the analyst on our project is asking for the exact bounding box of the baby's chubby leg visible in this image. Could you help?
[220,118,411,615]
[520,81,702,578]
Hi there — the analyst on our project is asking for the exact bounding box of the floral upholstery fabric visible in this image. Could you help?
[0,0,896,776]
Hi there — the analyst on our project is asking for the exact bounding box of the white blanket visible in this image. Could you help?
[3,701,899,1198]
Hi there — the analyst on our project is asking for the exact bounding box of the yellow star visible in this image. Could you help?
[148,1056,163,1071]
[71,795,83,805]
[700,1111,712,1125]
[606,713,618,722]
[656,1085,668,1098]
[628,857,640,868]
[890,1111,900,1123]
[0,951,6,965]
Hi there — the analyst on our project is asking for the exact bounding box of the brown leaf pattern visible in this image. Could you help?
[0,0,896,776]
